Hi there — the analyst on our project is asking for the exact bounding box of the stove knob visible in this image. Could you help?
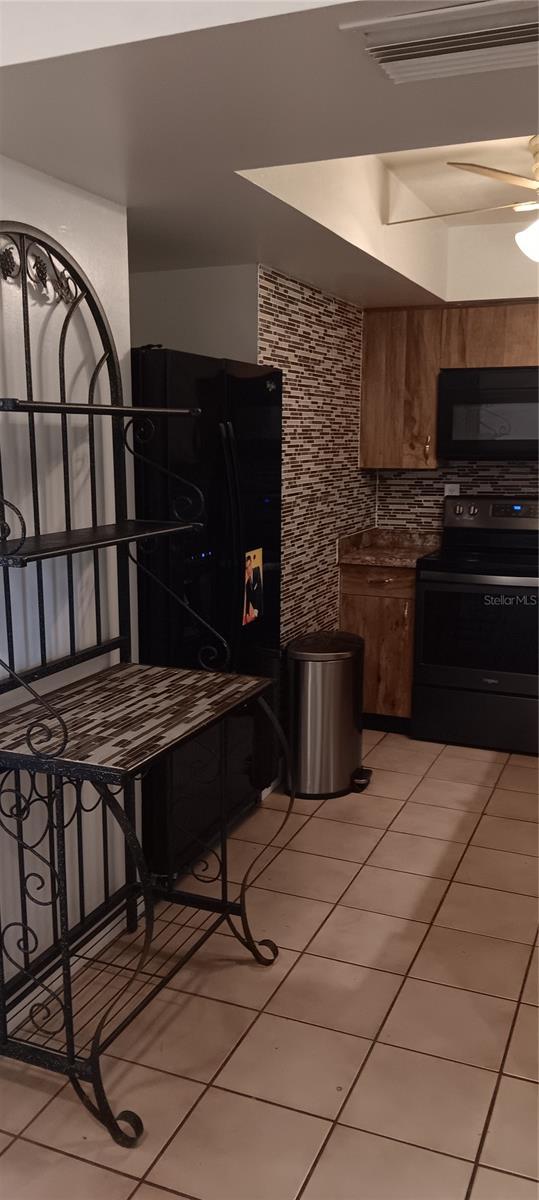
[454,504,464,515]
[469,504,479,516]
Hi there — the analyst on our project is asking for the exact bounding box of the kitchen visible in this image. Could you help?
[0,3,537,1198]
[131,277,538,754]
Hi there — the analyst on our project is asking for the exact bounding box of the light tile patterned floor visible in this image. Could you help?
[0,731,537,1200]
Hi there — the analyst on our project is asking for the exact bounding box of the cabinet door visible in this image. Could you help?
[402,309,442,469]
[360,308,441,470]
[441,302,539,368]
[340,587,415,718]
[360,310,406,468]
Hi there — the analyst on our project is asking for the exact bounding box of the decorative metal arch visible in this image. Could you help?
[0,221,124,409]
[0,221,130,754]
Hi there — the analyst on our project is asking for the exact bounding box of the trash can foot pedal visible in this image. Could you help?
[351,767,372,793]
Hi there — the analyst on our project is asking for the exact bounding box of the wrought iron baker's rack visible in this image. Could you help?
[0,223,294,1146]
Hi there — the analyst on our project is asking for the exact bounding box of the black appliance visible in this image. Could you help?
[437,367,539,461]
[131,346,283,876]
[412,495,538,754]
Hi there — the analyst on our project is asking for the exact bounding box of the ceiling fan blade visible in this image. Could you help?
[385,201,535,226]
[447,162,539,192]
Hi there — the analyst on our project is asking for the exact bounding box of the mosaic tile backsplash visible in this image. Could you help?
[376,462,538,530]
[257,266,375,643]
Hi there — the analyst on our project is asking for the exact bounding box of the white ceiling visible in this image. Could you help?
[0,0,357,66]
[0,1,537,304]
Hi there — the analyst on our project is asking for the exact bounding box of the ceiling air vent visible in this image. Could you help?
[340,0,539,83]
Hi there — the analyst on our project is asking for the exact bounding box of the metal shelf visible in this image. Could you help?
[0,398,200,418]
[0,518,200,567]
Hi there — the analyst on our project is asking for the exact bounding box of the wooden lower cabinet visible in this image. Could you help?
[339,566,415,718]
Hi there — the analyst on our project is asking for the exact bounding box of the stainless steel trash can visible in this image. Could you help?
[288,631,365,799]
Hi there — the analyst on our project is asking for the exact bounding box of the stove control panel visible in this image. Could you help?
[491,502,538,519]
[445,496,539,531]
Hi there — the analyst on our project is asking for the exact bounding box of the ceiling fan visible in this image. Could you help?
[387,134,539,260]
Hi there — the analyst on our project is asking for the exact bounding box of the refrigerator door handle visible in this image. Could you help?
[224,420,245,547]
[219,419,245,656]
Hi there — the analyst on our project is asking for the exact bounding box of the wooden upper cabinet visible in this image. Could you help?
[441,302,539,368]
[360,300,539,470]
[360,309,407,469]
[402,308,441,469]
[360,307,441,470]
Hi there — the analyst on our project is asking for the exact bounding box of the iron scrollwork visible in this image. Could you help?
[225,695,297,966]
[0,771,66,1038]
[0,657,68,757]
[122,416,206,523]
[0,495,27,554]
[2,923,66,1038]
[67,780,154,1147]
[128,548,231,671]
[0,234,77,305]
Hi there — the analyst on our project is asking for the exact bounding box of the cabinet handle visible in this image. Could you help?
[424,434,431,463]
[367,576,395,585]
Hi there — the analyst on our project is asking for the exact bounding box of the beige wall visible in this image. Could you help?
[130,265,259,362]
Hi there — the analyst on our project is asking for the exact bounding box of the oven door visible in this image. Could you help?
[415,575,539,697]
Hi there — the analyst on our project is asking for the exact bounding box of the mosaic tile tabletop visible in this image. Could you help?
[0,663,270,781]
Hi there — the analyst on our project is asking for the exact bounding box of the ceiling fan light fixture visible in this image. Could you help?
[515,217,539,261]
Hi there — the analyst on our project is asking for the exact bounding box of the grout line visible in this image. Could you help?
[480,809,539,825]
[244,852,538,897]
[127,1180,198,1200]
[207,1080,479,1166]
[239,802,505,840]
[416,918,537,949]
[220,881,538,946]
[16,1130,143,1185]
[165,943,532,1013]
[129,1181,202,1200]
[464,930,539,1200]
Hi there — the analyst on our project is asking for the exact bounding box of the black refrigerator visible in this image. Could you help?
[131,345,283,877]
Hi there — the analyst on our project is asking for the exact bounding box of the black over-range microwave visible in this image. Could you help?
[437,367,539,461]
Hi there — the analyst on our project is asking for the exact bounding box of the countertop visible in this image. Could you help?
[338,527,440,569]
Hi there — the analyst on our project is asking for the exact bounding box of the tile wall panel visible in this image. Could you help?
[257,266,375,643]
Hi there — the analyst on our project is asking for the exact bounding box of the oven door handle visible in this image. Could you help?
[419,571,539,587]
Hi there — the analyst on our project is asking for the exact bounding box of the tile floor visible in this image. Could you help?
[0,730,537,1200]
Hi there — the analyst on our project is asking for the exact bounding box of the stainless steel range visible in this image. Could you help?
[412,495,538,755]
